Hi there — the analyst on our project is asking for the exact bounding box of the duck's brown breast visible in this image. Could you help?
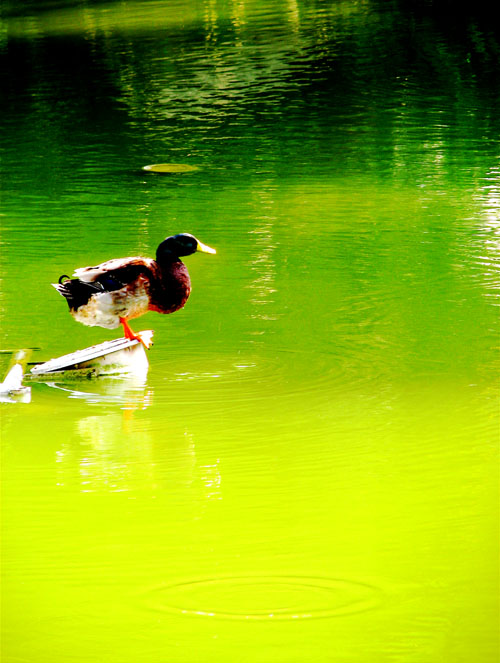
[147,261,192,314]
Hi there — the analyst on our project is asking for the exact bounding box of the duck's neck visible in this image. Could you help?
[156,254,190,286]
[156,250,183,267]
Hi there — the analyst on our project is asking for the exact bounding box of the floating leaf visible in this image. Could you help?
[142,163,200,173]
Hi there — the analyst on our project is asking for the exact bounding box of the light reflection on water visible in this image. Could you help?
[1,0,499,661]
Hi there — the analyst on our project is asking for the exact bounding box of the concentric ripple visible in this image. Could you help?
[145,575,382,620]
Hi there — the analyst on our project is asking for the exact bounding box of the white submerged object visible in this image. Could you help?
[0,350,32,403]
[1,363,24,391]
[30,333,153,378]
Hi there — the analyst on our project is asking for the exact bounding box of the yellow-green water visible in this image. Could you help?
[1,1,499,661]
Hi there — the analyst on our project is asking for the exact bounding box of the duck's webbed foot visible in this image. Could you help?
[135,330,154,349]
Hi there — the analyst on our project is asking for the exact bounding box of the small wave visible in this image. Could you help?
[143,574,383,620]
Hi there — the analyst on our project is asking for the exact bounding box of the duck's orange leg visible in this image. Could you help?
[120,317,137,341]
[119,318,153,349]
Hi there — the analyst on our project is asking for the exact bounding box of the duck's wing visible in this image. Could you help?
[73,257,157,291]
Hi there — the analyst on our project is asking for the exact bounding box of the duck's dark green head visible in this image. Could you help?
[156,233,216,262]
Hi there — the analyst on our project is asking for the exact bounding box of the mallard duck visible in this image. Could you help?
[52,233,216,348]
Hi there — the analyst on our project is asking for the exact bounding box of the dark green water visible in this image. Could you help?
[1,1,499,661]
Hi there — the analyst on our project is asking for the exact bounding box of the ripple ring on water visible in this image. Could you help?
[144,575,383,621]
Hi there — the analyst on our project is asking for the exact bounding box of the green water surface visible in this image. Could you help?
[1,1,499,661]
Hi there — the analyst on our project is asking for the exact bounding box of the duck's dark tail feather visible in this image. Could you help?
[52,277,104,311]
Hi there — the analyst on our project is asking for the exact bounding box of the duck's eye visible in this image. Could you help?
[181,237,196,251]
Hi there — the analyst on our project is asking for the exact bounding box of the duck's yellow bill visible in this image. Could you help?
[196,240,216,254]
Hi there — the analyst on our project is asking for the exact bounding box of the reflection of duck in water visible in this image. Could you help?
[53,234,216,348]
